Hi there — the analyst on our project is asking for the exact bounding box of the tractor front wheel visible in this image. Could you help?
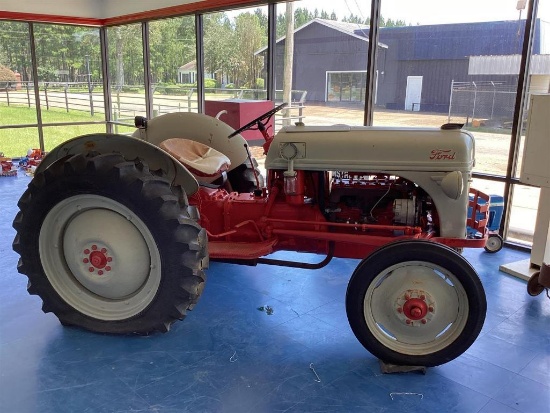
[13,153,208,334]
[346,240,486,367]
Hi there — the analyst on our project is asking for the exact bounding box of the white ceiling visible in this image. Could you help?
[0,0,204,19]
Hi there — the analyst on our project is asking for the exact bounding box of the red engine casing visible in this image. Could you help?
[190,171,436,260]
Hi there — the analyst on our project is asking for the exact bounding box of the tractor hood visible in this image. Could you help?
[265,125,475,173]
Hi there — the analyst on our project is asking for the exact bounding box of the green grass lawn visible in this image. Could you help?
[0,105,134,157]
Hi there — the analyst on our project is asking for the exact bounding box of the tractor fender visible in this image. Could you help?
[132,112,248,172]
[35,133,199,195]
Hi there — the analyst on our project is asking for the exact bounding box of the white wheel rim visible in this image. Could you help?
[39,194,162,320]
[364,261,469,355]
[486,237,501,251]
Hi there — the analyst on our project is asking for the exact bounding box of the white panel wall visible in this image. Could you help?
[101,0,204,19]
[0,0,102,18]
[0,0,202,19]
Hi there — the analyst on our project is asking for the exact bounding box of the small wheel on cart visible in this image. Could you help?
[484,234,503,253]
[527,271,545,297]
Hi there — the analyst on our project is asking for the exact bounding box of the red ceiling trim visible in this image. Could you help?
[0,1,271,27]
[104,0,267,26]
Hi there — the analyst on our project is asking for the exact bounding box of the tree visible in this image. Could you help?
[254,8,268,29]
[114,27,124,90]
[0,22,30,79]
[234,12,266,88]
[204,13,235,86]
[29,25,101,83]
[384,18,408,27]
[0,64,16,88]
[149,17,195,84]
[343,14,368,25]
[295,7,314,28]
[0,9,412,92]
[277,7,314,38]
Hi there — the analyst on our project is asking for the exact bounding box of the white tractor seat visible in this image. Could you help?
[159,138,231,179]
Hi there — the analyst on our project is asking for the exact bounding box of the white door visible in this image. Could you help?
[405,76,423,111]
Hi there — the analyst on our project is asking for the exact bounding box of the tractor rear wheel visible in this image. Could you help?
[13,153,208,334]
[346,240,486,367]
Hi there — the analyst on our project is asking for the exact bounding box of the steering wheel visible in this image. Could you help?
[228,102,288,138]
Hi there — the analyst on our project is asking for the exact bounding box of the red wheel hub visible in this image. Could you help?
[402,298,428,320]
[82,245,113,275]
[90,251,107,268]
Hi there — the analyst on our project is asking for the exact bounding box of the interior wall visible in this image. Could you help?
[0,0,202,19]
[101,0,203,19]
[0,0,101,18]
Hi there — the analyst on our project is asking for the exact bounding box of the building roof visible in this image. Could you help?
[377,20,548,60]
[312,18,370,40]
[469,54,550,75]
[256,18,547,60]
[178,60,196,71]
[256,18,387,54]
[178,60,221,74]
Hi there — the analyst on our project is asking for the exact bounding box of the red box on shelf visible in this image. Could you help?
[205,99,274,142]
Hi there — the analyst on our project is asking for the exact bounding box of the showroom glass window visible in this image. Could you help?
[106,24,146,134]
[149,16,198,116]
[0,21,39,156]
[274,0,372,127]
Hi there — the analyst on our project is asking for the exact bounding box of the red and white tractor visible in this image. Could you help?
[13,103,489,367]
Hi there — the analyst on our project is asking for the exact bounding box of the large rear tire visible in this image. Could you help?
[13,153,208,334]
[346,240,486,367]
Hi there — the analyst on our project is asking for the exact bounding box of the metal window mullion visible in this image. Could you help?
[195,14,205,113]
[364,0,382,126]
[28,22,45,151]
[266,3,276,101]
[500,0,539,239]
[142,21,154,119]
[99,27,113,133]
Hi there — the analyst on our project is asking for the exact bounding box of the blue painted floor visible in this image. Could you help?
[1,173,549,413]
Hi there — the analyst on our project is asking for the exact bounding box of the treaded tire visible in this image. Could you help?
[346,240,486,367]
[12,153,208,334]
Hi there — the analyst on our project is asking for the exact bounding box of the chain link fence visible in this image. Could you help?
[448,80,517,127]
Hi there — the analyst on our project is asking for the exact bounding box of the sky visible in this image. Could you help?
[274,0,550,25]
